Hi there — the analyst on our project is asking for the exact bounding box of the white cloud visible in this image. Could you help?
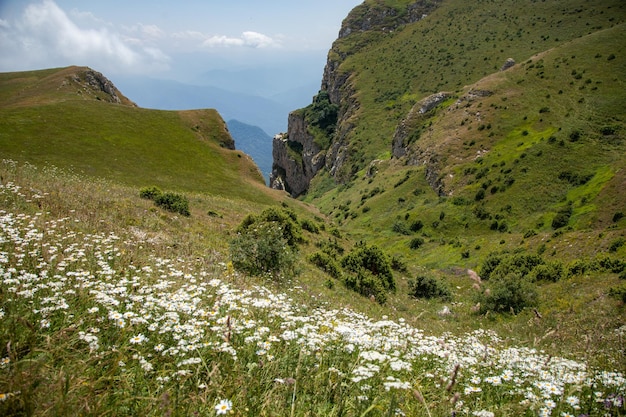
[202,31,280,49]
[0,0,169,74]
[171,30,206,41]
[125,23,165,41]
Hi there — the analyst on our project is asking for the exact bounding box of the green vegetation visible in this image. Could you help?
[230,207,305,278]
[475,272,539,314]
[340,242,396,304]
[2,0,626,414]
[408,275,451,301]
[0,67,268,203]
[141,186,190,216]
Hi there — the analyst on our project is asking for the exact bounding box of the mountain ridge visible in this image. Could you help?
[0,65,279,203]
[272,0,626,194]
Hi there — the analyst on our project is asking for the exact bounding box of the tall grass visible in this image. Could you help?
[1,163,625,416]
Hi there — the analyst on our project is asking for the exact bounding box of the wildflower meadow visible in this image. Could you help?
[0,162,625,416]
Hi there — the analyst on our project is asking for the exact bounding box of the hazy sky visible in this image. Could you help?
[0,0,361,82]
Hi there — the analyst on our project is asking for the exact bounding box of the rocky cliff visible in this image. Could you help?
[62,66,136,106]
[271,0,442,196]
[269,111,325,196]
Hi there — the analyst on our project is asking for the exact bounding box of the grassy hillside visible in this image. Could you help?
[1,1,626,414]
[0,66,272,204]
[322,0,626,178]
[312,20,626,253]
[1,143,625,417]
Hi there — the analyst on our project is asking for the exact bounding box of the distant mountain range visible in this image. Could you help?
[226,119,273,184]
[112,76,291,136]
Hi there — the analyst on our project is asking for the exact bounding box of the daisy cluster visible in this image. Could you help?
[1,179,625,416]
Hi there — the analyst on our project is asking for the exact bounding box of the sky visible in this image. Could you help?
[0,0,362,85]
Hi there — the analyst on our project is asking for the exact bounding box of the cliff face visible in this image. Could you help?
[269,111,325,196]
[271,0,442,195]
[64,67,137,106]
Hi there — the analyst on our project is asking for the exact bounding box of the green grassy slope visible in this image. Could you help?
[306,0,626,263]
[322,0,626,177]
[0,66,273,204]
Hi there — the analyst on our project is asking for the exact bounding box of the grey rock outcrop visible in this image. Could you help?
[392,92,452,159]
[66,67,136,106]
[500,58,516,71]
[269,111,326,197]
[271,0,443,195]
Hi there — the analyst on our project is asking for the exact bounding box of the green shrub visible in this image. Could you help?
[341,242,395,294]
[302,90,338,148]
[609,237,625,253]
[476,272,538,314]
[154,192,190,216]
[316,238,345,258]
[609,285,626,303]
[408,237,425,250]
[552,203,573,229]
[301,218,320,234]
[613,212,625,222]
[596,255,625,273]
[343,268,388,304]
[410,220,424,232]
[524,229,537,238]
[309,251,342,280]
[491,253,544,280]
[475,188,486,201]
[392,221,411,235]
[479,251,506,280]
[230,221,298,278]
[238,207,304,248]
[139,185,162,200]
[390,255,408,272]
[480,251,547,281]
[530,261,564,282]
[408,275,451,301]
[567,258,593,276]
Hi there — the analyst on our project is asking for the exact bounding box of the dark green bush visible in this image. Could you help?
[410,220,424,232]
[303,90,338,147]
[524,229,538,238]
[230,222,297,278]
[613,212,625,223]
[552,203,573,229]
[597,255,625,273]
[408,275,451,300]
[300,218,320,234]
[476,272,538,314]
[609,237,625,253]
[558,171,594,186]
[600,125,619,135]
[530,261,564,282]
[567,258,594,276]
[475,188,486,201]
[343,268,388,304]
[341,243,395,292]
[392,221,411,235]
[492,253,544,280]
[230,207,305,278]
[480,251,546,281]
[155,192,190,216]
[139,185,162,200]
[390,255,408,272]
[238,207,304,248]
[309,252,343,280]
[408,237,425,250]
[479,252,506,280]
